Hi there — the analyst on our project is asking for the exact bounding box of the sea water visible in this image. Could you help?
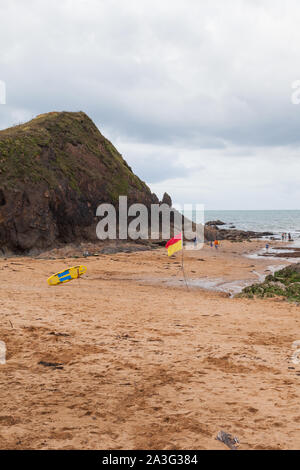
[185,210,300,241]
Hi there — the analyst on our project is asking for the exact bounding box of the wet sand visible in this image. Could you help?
[0,240,299,450]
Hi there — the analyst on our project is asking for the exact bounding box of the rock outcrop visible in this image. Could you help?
[216,229,273,241]
[205,220,226,226]
[238,264,300,302]
[161,192,172,207]
[0,111,158,253]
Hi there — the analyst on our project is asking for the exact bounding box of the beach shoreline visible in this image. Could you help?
[0,239,299,450]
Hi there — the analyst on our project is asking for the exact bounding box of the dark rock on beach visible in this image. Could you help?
[204,218,273,241]
[260,247,300,258]
[205,220,226,226]
[215,229,273,241]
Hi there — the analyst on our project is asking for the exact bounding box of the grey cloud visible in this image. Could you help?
[1,0,300,149]
[123,153,190,184]
[1,0,300,207]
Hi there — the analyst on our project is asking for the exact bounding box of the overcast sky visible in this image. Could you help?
[1,0,300,209]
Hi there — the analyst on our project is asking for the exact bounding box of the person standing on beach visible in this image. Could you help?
[266,243,269,252]
[214,240,219,250]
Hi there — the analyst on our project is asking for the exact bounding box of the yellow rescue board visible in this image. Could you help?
[47,265,87,286]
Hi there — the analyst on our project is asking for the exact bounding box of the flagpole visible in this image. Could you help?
[181,235,189,291]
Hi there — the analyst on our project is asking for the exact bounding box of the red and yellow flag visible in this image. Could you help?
[166,233,182,257]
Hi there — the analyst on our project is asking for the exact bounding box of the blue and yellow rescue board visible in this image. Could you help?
[47,265,87,286]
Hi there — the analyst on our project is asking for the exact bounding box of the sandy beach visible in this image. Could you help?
[0,239,299,450]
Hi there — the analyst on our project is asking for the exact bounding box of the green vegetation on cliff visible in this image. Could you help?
[0,111,150,199]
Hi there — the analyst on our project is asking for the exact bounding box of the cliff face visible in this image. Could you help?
[0,111,158,253]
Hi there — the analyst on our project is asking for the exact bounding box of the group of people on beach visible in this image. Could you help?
[265,232,293,253]
[209,240,220,250]
[193,238,220,249]
[282,232,292,241]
